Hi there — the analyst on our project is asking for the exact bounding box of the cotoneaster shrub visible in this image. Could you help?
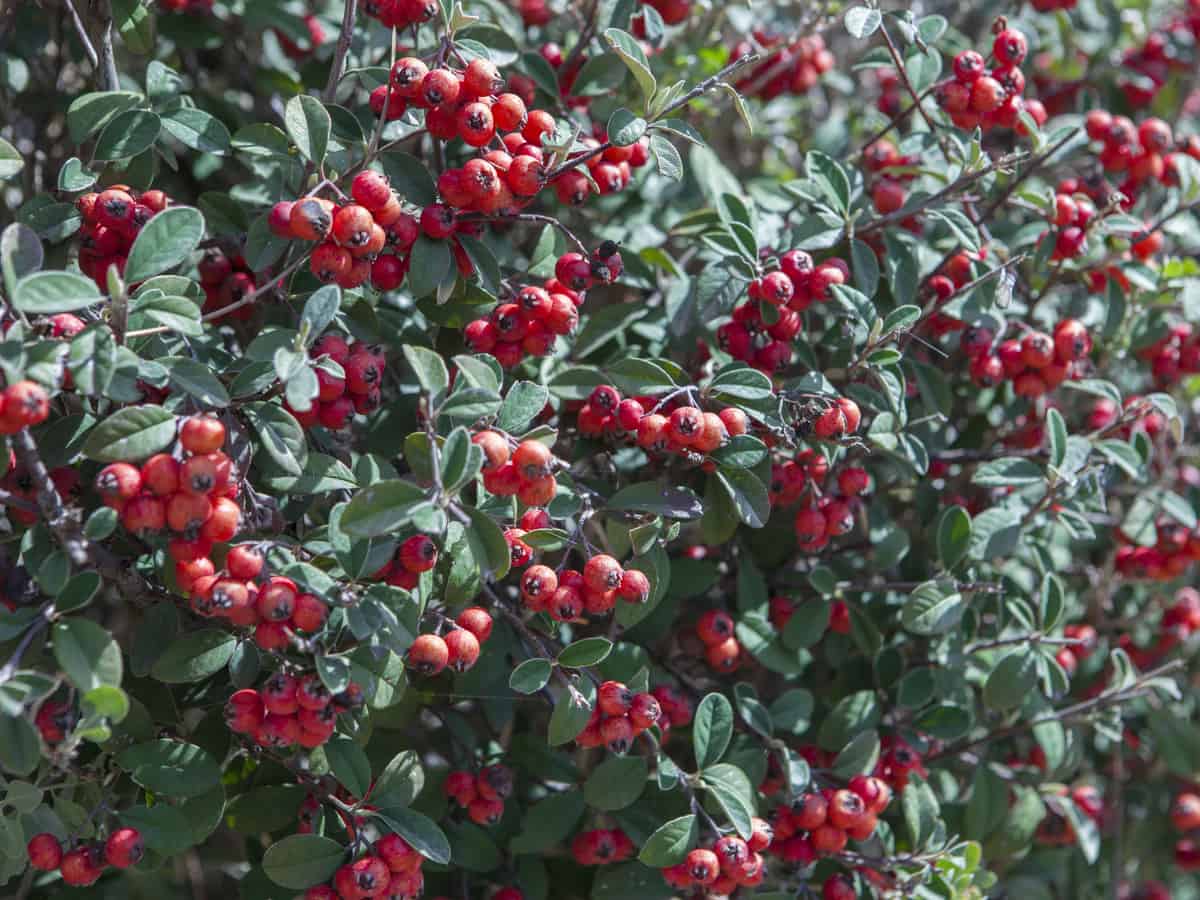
[0,0,1199,898]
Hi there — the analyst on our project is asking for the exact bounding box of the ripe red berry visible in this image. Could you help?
[351,170,393,211]
[180,414,226,455]
[104,827,145,868]
[26,833,62,871]
[992,28,1028,65]
[408,633,449,675]
[60,846,105,886]
[444,627,481,672]
[953,50,985,82]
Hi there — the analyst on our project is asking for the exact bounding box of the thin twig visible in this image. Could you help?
[323,0,360,103]
[62,0,99,69]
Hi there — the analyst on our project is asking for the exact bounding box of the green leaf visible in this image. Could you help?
[406,236,453,299]
[818,690,881,750]
[284,95,331,165]
[845,6,882,37]
[937,505,971,570]
[94,109,161,160]
[558,636,612,668]
[67,324,117,397]
[715,467,770,528]
[769,689,814,735]
[340,482,429,540]
[461,504,511,580]
[402,344,450,403]
[82,404,176,461]
[161,106,231,155]
[124,207,205,283]
[584,755,647,810]
[509,658,553,694]
[300,285,341,343]
[119,803,194,854]
[902,775,940,850]
[806,150,851,212]
[372,750,424,809]
[509,790,585,854]
[116,740,221,798]
[781,597,831,650]
[375,806,452,864]
[262,834,346,889]
[162,356,231,408]
[649,134,683,180]
[324,736,372,798]
[693,693,734,768]
[984,648,1039,710]
[497,381,549,434]
[700,763,756,839]
[606,481,703,519]
[902,579,965,635]
[53,619,122,691]
[13,270,100,314]
[243,401,308,476]
[151,630,236,683]
[0,715,42,775]
[832,730,881,779]
[638,814,697,866]
[603,28,656,107]
[973,456,1045,487]
[607,108,647,146]
[67,91,144,142]
[547,683,594,746]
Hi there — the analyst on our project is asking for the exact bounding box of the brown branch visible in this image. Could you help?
[323,0,360,103]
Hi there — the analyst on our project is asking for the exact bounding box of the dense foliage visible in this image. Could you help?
[1,0,1199,898]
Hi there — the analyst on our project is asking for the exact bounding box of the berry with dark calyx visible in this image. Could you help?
[104,828,145,868]
[408,633,449,675]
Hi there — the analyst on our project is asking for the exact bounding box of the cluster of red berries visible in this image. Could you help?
[1083,111,1182,202]
[769,452,863,507]
[578,384,750,461]
[1051,623,1099,677]
[717,250,851,373]
[269,171,417,292]
[286,333,386,429]
[373,534,439,590]
[792,481,863,551]
[873,735,927,792]
[225,673,360,750]
[197,248,259,323]
[1029,0,1075,10]
[193,563,329,651]
[1036,784,1104,846]
[76,186,171,289]
[695,609,742,672]
[1116,4,1200,107]
[462,245,621,368]
[937,27,1047,135]
[1114,523,1200,583]
[519,553,651,621]
[1171,790,1200,872]
[95,412,243,554]
[1136,322,1200,386]
[474,433,560,507]
[874,67,904,117]
[571,828,636,866]
[650,683,694,743]
[406,607,493,675]
[962,319,1092,396]
[1043,187,1102,260]
[660,820,773,893]
[1114,587,1200,669]
[0,379,50,436]
[443,764,513,827]
[575,679,661,753]
[925,250,988,336]
[863,138,921,216]
[302,831,426,900]
[361,0,437,30]
[769,595,851,637]
[27,828,144,886]
[771,777,891,863]
[730,32,834,100]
